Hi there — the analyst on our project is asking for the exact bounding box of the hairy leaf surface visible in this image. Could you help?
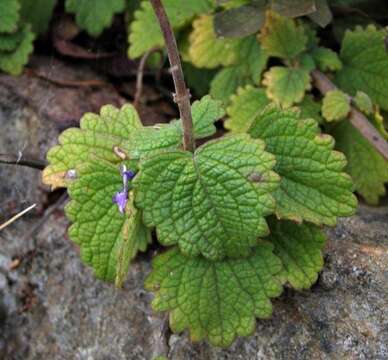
[249,106,357,225]
[268,219,326,289]
[332,121,388,204]
[66,160,151,282]
[145,244,283,347]
[134,135,280,260]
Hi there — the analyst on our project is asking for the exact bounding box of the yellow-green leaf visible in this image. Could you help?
[263,66,311,107]
[259,11,307,60]
[322,90,350,122]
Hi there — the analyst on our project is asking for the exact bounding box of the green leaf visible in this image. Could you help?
[187,95,226,139]
[311,47,342,71]
[210,66,252,104]
[213,4,266,38]
[0,0,20,33]
[210,37,268,104]
[268,218,326,290]
[303,21,319,50]
[145,244,283,347]
[238,35,269,84]
[225,85,270,132]
[43,98,224,189]
[115,191,151,287]
[332,120,388,205]
[129,0,214,58]
[335,25,388,111]
[259,11,307,60]
[134,134,280,260]
[188,15,241,68]
[263,66,311,107]
[269,0,316,18]
[353,91,373,115]
[19,0,56,34]
[0,25,35,76]
[307,0,332,28]
[182,62,216,97]
[298,53,316,72]
[372,110,388,140]
[65,160,151,282]
[249,105,357,225]
[321,90,350,122]
[65,0,125,36]
[43,104,145,189]
[129,1,163,58]
[0,28,25,52]
[297,95,323,124]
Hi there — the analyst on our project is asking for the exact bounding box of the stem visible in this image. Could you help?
[150,0,195,152]
[0,153,46,170]
[311,70,388,161]
[134,47,163,108]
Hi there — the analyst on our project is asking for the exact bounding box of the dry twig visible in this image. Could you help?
[0,204,37,231]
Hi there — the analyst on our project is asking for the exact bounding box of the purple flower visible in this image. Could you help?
[122,170,135,183]
[112,191,128,214]
[112,165,136,214]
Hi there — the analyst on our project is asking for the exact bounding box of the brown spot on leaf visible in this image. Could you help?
[113,146,128,160]
[248,172,263,182]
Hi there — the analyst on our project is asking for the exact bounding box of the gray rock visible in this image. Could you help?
[0,56,126,222]
[0,205,386,360]
[0,254,11,272]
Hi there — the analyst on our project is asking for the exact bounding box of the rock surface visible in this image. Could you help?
[0,64,387,360]
[0,204,387,360]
